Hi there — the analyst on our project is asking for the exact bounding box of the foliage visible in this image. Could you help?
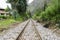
[7,0,28,21]
[32,8,42,20]
[16,0,27,14]
[0,15,10,19]
[0,19,16,29]
[33,0,60,28]
[40,0,59,22]
[43,0,48,11]
[5,6,11,12]
[27,11,32,18]
[7,0,27,15]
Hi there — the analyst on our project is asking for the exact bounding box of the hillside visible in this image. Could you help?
[27,0,50,15]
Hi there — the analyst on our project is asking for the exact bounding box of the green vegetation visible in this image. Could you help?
[33,0,60,28]
[7,0,28,20]
[0,0,28,32]
[0,19,16,29]
[0,15,10,19]
[0,0,59,30]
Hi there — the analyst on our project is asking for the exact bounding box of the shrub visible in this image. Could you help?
[0,16,7,19]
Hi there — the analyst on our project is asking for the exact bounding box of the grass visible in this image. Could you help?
[0,19,16,29]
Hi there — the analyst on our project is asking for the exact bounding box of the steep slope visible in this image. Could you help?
[27,0,50,15]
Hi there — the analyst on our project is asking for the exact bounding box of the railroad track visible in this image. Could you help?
[0,20,30,40]
[0,19,60,40]
[32,20,42,40]
[16,20,42,40]
[0,19,42,40]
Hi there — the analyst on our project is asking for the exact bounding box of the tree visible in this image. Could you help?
[16,0,27,14]
[5,6,11,12]
[43,0,47,11]
[7,0,27,15]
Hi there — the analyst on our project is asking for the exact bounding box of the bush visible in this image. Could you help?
[0,16,7,19]
[39,0,59,22]
[33,0,60,28]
